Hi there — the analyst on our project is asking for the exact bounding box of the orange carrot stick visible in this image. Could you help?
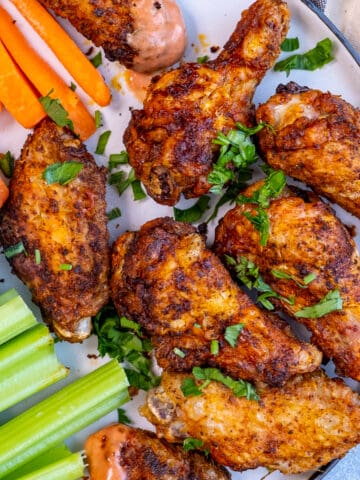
[0,38,46,128]
[0,6,96,140]
[0,177,9,208]
[10,0,111,107]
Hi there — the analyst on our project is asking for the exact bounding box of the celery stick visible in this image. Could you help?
[0,324,69,412]
[0,359,129,478]
[0,289,37,345]
[15,452,84,480]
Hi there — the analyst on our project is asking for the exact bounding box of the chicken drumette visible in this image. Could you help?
[256,82,360,218]
[142,370,360,474]
[0,119,110,341]
[215,183,360,380]
[110,217,321,387]
[124,0,290,205]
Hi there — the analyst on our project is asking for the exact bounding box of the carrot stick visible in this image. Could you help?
[10,0,111,107]
[0,6,96,140]
[0,39,46,128]
[0,177,9,208]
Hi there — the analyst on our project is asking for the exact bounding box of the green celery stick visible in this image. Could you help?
[0,324,68,412]
[0,359,129,478]
[0,289,37,345]
[15,452,84,480]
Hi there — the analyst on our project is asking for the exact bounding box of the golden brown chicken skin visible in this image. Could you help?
[0,119,109,341]
[85,423,230,480]
[123,0,290,205]
[255,82,360,218]
[111,217,321,386]
[215,183,360,380]
[142,371,360,474]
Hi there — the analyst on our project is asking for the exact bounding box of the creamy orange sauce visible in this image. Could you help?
[124,69,154,102]
[128,0,187,73]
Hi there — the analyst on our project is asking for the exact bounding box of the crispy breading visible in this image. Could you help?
[142,370,360,474]
[110,217,321,386]
[85,423,230,479]
[0,119,110,341]
[123,0,290,205]
[255,82,360,218]
[214,184,360,380]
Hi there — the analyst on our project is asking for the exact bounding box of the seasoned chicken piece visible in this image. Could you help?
[85,423,230,480]
[142,370,360,474]
[215,184,360,380]
[39,0,186,73]
[111,217,321,386]
[255,82,360,218]
[124,0,289,205]
[0,119,109,341]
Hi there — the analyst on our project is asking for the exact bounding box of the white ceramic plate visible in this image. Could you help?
[0,1,359,479]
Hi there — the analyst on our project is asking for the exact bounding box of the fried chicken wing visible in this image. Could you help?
[123,0,289,205]
[111,217,321,386]
[215,184,360,380]
[39,0,186,73]
[255,82,360,218]
[0,119,109,341]
[142,370,360,474]
[85,423,230,480]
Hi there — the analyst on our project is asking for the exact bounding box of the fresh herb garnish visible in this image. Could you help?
[42,161,83,185]
[90,51,102,68]
[303,272,317,285]
[271,269,317,288]
[131,180,147,201]
[197,55,209,64]
[295,289,342,318]
[39,90,74,130]
[210,340,219,355]
[106,207,122,221]
[60,263,72,271]
[173,347,186,358]
[237,169,286,245]
[183,437,204,451]
[69,82,77,91]
[92,303,159,391]
[4,241,26,259]
[109,168,146,201]
[117,407,132,425]
[206,178,250,223]
[181,366,258,400]
[35,249,41,265]
[109,152,129,170]
[95,130,111,155]
[94,110,102,129]
[224,323,244,347]
[173,196,210,223]
[0,151,14,178]
[274,38,334,76]
[281,37,300,52]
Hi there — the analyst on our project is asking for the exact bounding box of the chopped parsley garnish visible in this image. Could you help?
[194,323,201,329]
[274,38,334,76]
[109,168,147,201]
[94,110,102,129]
[42,161,83,185]
[109,151,129,170]
[95,130,111,155]
[117,407,132,425]
[69,82,77,91]
[60,263,72,271]
[4,241,26,259]
[271,269,317,288]
[181,366,258,401]
[210,340,219,355]
[237,169,286,245]
[106,207,122,221]
[34,249,41,265]
[173,195,210,223]
[224,323,244,348]
[303,272,317,285]
[197,55,209,64]
[281,37,300,52]
[39,90,74,130]
[0,151,14,178]
[92,303,159,391]
[206,178,250,223]
[90,51,102,67]
[131,180,147,201]
[183,437,205,452]
[295,289,342,318]
[173,347,186,358]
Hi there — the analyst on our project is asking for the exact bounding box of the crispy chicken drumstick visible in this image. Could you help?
[215,184,360,380]
[0,119,110,341]
[110,217,321,386]
[124,0,290,205]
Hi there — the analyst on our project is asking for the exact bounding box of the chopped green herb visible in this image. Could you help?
[295,289,342,318]
[4,241,26,259]
[95,130,111,155]
[271,269,317,288]
[224,323,244,348]
[194,323,201,329]
[180,377,203,397]
[107,207,122,220]
[39,90,74,130]
[35,249,41,265]
[197,55,209,64]
[60,263,72,271]
[131,180,147,201]
[120,316,141,333]
[94,110,102,128]
[42,161,83,186]
[90,51,102,67]
[0,151,14,178]
[210,340,219,355]
[303,272,317,285]
[183,437,204,452]
[173,196,210,223]
[109,152,129,170]
[281,37,300,52]
[274,38,334,76]
[206,179,249,223]
[69,82,77,91]
[173,347,186,358]
[117,407,132,425]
